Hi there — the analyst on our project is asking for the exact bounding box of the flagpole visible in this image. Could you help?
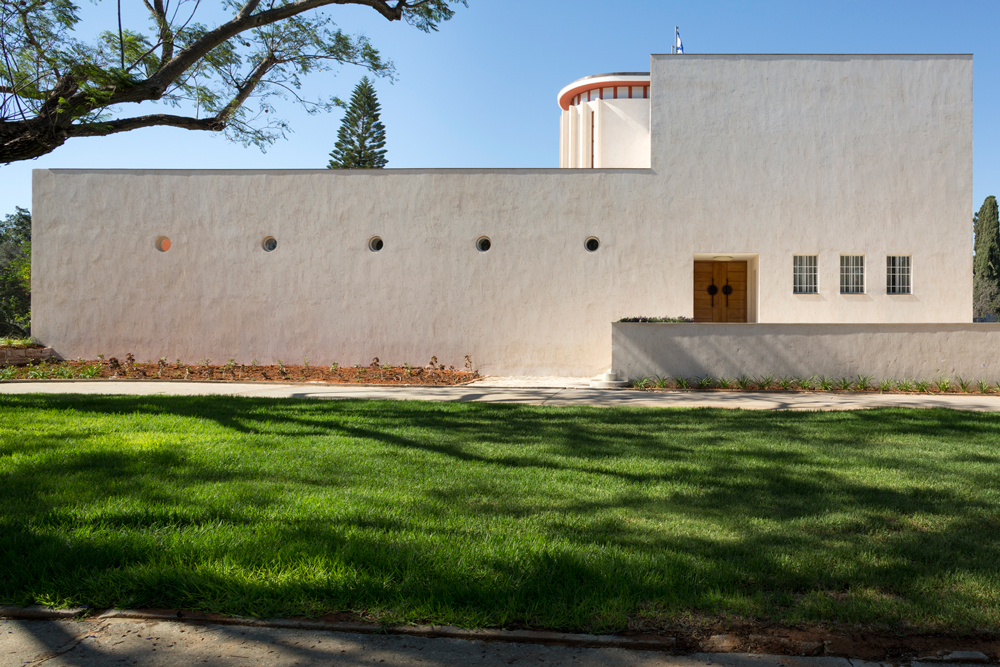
[673,26,677,54]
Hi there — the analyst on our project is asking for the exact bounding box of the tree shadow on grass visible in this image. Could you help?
[2,394,1000,630]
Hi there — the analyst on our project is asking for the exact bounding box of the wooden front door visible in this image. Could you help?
[693,261,747,323]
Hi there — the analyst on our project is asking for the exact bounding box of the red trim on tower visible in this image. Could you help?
[558,78,651,110]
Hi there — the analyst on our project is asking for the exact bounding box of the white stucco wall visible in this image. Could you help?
[33,168,664,376]
[560,99,650,168]
[613,323,1000,382]
[31,55,973,376]
[650,54,973,323]
[595,100,651,169]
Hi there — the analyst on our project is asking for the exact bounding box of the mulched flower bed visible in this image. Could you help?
[632,386,991,395]
[3,356,478,385]
[630,375,996,394]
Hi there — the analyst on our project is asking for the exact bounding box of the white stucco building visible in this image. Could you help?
[32,54,973,376]
[558,73,651,169]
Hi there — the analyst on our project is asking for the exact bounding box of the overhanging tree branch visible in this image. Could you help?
[216,53,277,122]
[0,0,466,163]
[71,112,225,135]
[69,54,278,137]
[145,0,402,96]
[237,0,263,20]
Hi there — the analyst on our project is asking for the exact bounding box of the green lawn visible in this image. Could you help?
[2,395,999,632]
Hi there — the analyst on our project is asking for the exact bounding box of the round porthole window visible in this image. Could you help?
[262,236,277,252]
[155,236,171,252]
[369,236,384,252]
[476,236,492,252]
[585,237,600,252]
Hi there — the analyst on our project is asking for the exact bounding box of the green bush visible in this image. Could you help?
[0,207,31,335]
[617,316,693,323]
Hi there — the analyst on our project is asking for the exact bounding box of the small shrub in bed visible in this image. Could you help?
[617,316,694,323]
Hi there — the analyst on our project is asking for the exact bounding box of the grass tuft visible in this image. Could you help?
[0,337,40,349]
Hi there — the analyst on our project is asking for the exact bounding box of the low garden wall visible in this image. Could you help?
[612,323,1000,382]
[0,346,55,367]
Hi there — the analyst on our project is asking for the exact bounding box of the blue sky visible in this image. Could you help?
[2,0,998,216]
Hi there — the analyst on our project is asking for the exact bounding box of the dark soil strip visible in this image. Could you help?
[5,358,478,385]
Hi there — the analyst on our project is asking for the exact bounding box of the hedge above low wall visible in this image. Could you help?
[612,323,1000,382]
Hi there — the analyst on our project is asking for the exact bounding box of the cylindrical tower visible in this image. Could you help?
[557,72,651,168]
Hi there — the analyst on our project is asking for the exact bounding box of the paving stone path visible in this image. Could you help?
[2,617,951,667]
[5,379,1000,411]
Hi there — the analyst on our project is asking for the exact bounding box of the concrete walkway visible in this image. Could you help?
[0,617,904,667]
[469,376,593,388]
[5,379,1000,410]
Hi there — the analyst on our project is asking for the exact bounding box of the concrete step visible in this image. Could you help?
[590,370,627,389]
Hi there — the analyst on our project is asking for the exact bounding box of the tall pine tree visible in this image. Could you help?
[327,77,388,169]
[973,195,1000,317]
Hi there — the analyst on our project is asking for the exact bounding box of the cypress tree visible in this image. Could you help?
[973,210,979,262]
[973,196,1000,317]
[974,196,1000,282]
[327,77,387,169]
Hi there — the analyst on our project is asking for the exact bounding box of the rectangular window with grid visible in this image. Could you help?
[793,255,818,294]
[840,255,865,294]
[887,255,911,294]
